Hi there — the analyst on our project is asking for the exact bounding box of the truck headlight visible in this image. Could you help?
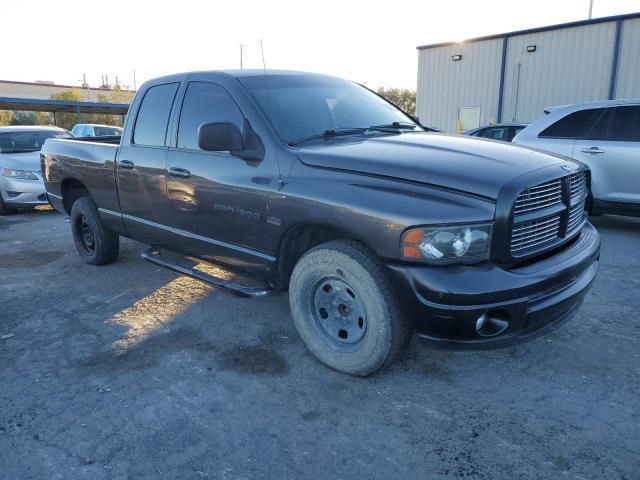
[402,223,492,264]
[0,168,39,180]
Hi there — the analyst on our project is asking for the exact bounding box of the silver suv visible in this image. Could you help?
[514,99,640,217]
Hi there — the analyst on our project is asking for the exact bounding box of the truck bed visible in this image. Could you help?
[41,137,121,215]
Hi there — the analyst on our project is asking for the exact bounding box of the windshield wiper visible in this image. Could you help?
[288,128,368,146]
[367,121,418,132]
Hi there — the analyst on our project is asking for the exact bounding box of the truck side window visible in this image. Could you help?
[133,82,179,147]
[539,108,605,139]
[177,82,244,151]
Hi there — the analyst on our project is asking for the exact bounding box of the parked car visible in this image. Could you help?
[41,70,600,375]
[464,123,528,142]
[514,99,640,217]
[0,125,72,215]
[71,124,123,137]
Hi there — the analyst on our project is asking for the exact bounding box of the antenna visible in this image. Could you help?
[239,44,245,69]
[260,39,267,74]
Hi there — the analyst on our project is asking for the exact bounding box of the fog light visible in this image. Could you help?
[476,311,510,337]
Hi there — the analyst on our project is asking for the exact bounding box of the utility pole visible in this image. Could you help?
[133,70,137,91]
[81,73,90,100]
[588,0,594,19]
[239,44,245,69]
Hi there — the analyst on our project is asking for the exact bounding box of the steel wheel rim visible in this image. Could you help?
[310,277,368,352]
[76,214,96,254]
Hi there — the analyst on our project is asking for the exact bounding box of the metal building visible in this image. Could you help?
[0,79,134,103]
[416,12,640,133]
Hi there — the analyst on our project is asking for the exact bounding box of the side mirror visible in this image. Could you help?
[198,122,245,152]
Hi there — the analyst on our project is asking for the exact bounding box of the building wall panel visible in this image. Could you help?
[501,22,616,123]
[416,39,502,132]
[615,17,640,99]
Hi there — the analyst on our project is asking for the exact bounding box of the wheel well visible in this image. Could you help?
[61,179,91,214]
[275,224,356,289]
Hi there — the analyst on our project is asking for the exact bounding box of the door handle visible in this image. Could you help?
[580,147,605,154]
[168,166,191,178]
[118,159,135,169]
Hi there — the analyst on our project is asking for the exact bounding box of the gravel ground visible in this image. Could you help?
[1,208,639,480]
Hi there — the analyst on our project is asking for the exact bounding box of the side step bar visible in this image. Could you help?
[142,248,274,298]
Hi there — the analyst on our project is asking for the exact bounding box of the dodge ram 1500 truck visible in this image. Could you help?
[41,70,601,376]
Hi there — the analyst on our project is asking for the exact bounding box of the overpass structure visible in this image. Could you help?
[0,96,129,125]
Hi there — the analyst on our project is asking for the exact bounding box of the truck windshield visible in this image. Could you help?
[0,130,72,154]
[240,74,422,145]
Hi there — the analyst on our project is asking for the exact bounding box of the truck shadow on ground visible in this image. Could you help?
[78,326,289,377]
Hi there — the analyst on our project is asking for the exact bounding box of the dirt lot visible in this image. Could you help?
[1,208,639,480]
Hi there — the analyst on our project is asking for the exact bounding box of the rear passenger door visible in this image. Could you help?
[573,105,640,206]
[116,82,179,244]
[164,81,276,271]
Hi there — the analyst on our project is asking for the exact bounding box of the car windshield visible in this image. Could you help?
[0,130,71,153]
[240,74,423,144]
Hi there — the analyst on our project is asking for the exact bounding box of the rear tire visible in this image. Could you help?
[70,197,119,265]
[289,240,412,376]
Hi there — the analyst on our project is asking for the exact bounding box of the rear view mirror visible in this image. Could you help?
[198,122,245,152]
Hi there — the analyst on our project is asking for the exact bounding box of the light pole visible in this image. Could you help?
[588,0,594,19]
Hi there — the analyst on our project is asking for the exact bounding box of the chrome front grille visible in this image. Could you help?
[570,172,587,199]
[513,179,562,215]
[511,213,561,255]
[567,203,585,233]
[510,170,588,257]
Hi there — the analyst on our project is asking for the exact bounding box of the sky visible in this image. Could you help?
[3,0,640,90]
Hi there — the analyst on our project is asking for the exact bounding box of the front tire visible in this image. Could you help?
[0,196,16,216]
[70,197,119,265]
[289,240,412,376]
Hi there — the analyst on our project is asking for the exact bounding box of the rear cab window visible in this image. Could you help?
[133,83,179,146]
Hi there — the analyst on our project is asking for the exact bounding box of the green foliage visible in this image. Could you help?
[36,112,53,125]
[376,87,417,115]
[50,88,83,102]
[49,88,84,130]
[11,111,37,125]
[0,111,12,126]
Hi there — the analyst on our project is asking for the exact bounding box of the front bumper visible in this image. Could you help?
[0,174,48,207]
[387,222,600,348]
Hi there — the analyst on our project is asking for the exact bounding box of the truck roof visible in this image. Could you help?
[145,69,336,85]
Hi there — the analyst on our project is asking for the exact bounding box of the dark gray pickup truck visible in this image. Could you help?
[41,70,600,375]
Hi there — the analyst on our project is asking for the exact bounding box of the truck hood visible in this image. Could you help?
[0,151,41,171]
[296,133,570,199]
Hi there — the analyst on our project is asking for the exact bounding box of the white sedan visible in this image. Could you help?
[0,125,72,215]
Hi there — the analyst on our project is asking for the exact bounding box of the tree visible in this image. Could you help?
[11,111,37,125]
[109,84,135,104]
[376,87,416,115]
[50,88,84,130]
[0,111,12,126]
[36,112,53,125]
